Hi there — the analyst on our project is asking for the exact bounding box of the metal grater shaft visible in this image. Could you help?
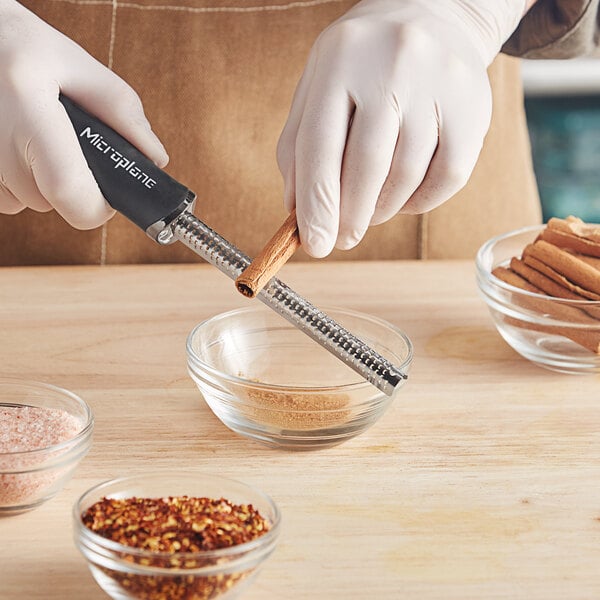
[173,212,407,396]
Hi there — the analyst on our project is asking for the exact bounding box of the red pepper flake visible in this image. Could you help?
[82,495,271,599]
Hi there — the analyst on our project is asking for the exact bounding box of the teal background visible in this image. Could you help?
[525,96,600,223]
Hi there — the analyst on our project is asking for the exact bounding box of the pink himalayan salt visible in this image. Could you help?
[0,405,83,508]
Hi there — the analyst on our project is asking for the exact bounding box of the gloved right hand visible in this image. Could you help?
[276,0,531,258]
[0,1,168,228]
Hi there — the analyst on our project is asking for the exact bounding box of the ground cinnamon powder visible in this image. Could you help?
[242,383,351,431]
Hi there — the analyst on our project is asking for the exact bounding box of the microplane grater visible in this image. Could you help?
[60,95,409,395]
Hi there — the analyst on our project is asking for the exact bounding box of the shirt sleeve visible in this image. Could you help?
[502,0,600,59]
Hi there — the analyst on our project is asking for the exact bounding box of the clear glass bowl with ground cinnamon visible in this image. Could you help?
[74,472,281,600]
[476,220,600,374]
[186,306,413,450]
[0,378,93,514]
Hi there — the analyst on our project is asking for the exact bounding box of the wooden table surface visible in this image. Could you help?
[1,260,599,599]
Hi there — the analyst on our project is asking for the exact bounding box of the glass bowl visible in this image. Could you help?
[186,306,413,450]
[476,225,600,374]
[0,378,93,514]
[73,472,281,600]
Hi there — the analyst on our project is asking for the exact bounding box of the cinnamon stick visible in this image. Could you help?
[235,209,301,298]
[521,254,600,301]
[510,257,585,301]
[509,257,600,319]
[522,240,600,297]
[549,216,600,242]
[575,253,600,270]
[491,267,600,353]
[539,226,600,258]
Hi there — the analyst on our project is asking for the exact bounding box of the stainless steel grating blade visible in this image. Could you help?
[173,212,408,396]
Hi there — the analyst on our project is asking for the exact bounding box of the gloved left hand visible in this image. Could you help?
[0,1,168,228]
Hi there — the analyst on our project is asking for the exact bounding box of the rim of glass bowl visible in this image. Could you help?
[186,305,413,394]
[74,472,282,573]
[0,377,94,459]
[475,224,600,307]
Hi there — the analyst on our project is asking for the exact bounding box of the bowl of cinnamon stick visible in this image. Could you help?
[476,216,600,374]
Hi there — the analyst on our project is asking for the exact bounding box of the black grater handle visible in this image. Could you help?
[59,94,195,242]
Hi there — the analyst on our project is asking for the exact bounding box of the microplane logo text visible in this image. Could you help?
[79,127,157,189]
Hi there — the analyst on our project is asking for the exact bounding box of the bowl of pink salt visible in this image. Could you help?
[0,378,93,514]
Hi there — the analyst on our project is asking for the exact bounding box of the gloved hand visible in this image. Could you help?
[277,0,529,257]
[0,1,168,228]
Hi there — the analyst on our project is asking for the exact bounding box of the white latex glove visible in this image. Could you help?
[0,0,168,228]
[277,0,528,257]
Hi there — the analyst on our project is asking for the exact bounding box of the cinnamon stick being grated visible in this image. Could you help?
[235,208,301,298]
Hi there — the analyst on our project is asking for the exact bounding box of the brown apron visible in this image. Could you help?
[0,0,541,265]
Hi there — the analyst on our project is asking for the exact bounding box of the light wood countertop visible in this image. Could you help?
[1,261,599,599]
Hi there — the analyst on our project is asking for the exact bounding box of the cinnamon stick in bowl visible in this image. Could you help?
[482,216,600,363]
[235,209,301,298]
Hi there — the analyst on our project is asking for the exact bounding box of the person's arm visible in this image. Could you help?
[277,0,539,258]
[504,0,600,58]
[0,0,168,228]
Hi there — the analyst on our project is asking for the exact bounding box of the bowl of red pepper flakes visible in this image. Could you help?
[73,472,281,600]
